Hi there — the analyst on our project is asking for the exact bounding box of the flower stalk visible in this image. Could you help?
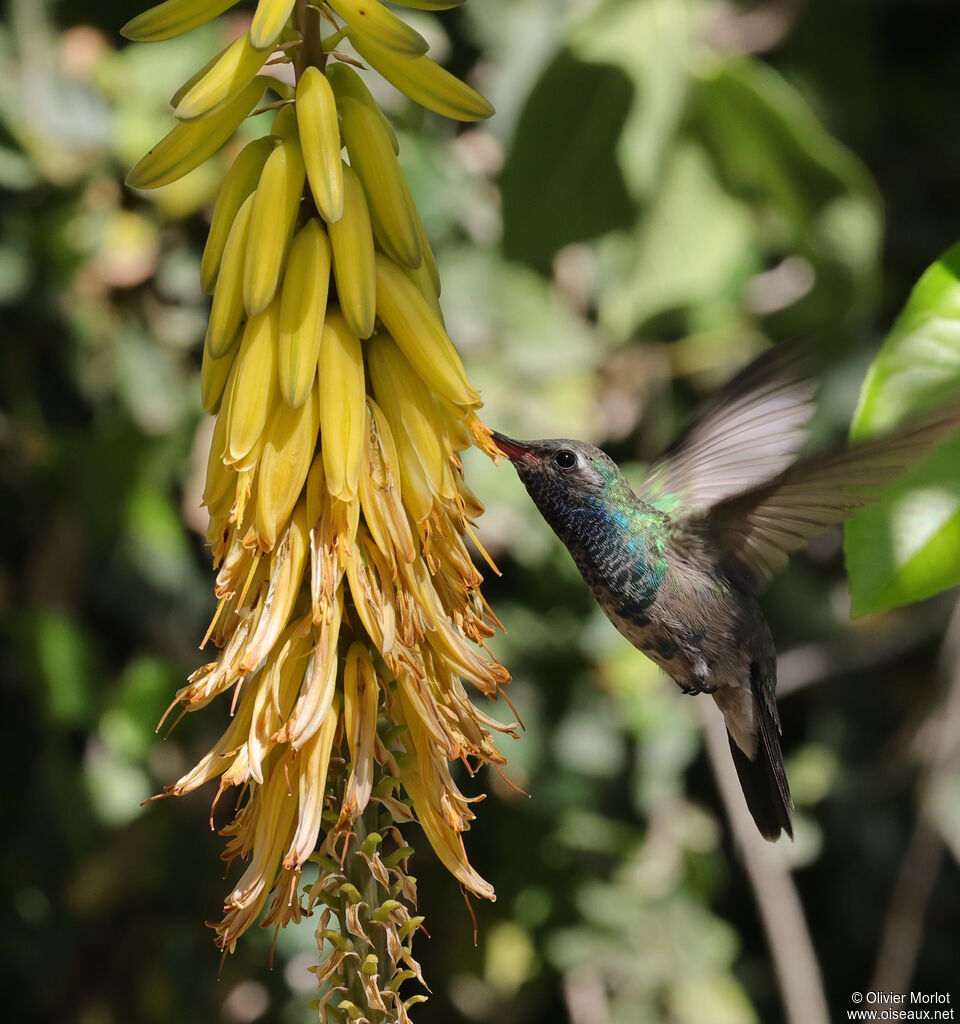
[124,0,511,1016]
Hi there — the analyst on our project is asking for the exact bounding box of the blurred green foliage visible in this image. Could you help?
[3,1,960,1023]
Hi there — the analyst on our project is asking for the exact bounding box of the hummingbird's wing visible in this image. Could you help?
[706,406,960,593]
[638,343,818,515]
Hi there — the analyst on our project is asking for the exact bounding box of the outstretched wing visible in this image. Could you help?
[707,406,960,593]
[638,342,819,515]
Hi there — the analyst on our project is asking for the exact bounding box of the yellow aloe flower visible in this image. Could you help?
[125,0,509,1016]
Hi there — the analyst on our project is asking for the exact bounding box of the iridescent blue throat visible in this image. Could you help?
[520,474,668,614]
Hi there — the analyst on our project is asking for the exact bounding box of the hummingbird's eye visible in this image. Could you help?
[554,449,577,470]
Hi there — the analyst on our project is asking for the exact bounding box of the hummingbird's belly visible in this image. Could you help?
[596,592,713,692]
[574,536,748,694]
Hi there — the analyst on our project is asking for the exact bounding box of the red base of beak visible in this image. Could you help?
[491,431,537,464]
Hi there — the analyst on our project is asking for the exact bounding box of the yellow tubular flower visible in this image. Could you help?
[278,219,331,408]
[284,693,340,867]
[327,61,399,155]
[216,749,300,950]
[350,32,495,122]
[205,191,255,358]
[345,527,398,654]
[326,0,428,56]
[199,340,235,415]
[277,588,342,747]
[241,502,310,671]
[373,403,435,526]
[367,333,452,502]
[374,253,480,406]
[200,137,273,294]
[328,162,377,339]
[121,0,240,41]
[340,97,422,269]
[224,299,280,465]
[244,136,305,316]
[358,398,417,566]
[202,399,234,508]
[170,40,234,114]
[296,67,344,222]
[174,33,269,121]
[127,1,507,1016]
[318,310,366,501]
[341,643,379,821]
[254,386,319,550]
[246,617,312,782]
[396,747,495,901]
[270,103,298,139]
[162,681,257,797]
[304,452,326,533]
[126,78,264,189]
[249,0,296,50]
[310,487,360,627]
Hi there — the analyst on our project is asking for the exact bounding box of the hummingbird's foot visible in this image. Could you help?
[679,660,719,695]
[679,680,720,696]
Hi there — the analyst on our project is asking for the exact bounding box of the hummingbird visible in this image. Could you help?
[492,345,960,840]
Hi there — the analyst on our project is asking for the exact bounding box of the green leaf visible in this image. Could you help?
[500,50,635,272]
[852,244,960,434]
[596,141,756,335]
[845,242,960,616]
[692,57,882,326]
[567,0,696,199]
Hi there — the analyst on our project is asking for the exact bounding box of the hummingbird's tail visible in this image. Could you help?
[726,666,794,840]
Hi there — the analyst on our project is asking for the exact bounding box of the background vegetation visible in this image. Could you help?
[4,1,960,1021]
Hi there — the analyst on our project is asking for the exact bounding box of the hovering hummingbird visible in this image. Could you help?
[493,345,960,840]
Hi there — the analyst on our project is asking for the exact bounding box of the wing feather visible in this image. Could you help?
[710,406,960,592]
[638,342,819,513]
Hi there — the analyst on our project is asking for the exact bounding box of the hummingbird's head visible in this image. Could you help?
[491,432,627,541]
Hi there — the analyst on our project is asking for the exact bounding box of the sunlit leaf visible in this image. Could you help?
[845,242,960,615]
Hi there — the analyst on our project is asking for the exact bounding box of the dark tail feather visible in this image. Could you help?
[727,670,794,840]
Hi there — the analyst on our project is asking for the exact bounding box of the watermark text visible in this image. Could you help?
[846,991,953,1021]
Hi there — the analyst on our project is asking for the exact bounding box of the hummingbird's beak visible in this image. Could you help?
[491,431,537,465]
